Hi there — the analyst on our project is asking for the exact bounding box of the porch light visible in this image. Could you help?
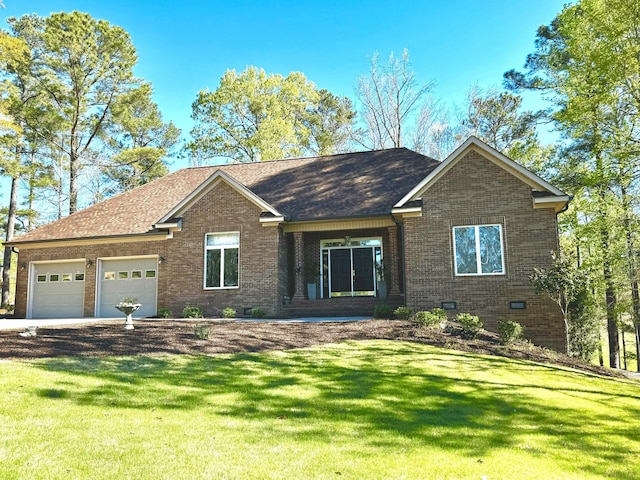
[86,259,94,267]
[344,235,351,245]
[20,262,26,271]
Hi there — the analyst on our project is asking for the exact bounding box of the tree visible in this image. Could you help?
[7,11,138,214]
[0,31,28,308]
[505,0,640,368]
[531,253,595,357]
[354,48,438,153]
[101,83,180,194]
[187,66,355,164]
[456,84,548,168]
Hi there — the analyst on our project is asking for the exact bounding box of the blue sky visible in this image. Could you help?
[1,0,568,170]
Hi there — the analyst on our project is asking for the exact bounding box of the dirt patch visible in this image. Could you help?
[0,318,630,379]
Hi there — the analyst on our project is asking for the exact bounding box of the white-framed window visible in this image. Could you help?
[61,273,73,282]
[205,232,239,289]
[131,270,142,279]
[453,224,505,276]
[75,273,85,281]
[37,274,47,283]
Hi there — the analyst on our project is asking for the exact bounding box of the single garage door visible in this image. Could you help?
[30,261,86,318]
[98,257,158,318]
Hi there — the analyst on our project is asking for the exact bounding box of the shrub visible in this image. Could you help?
[222,307,236,318]
[456,313,483,337]
[193,324,210,340]
[413,310,445,328]
[183,305,204,318]
[158,307,172,319]
[394,306,413,320]
[498,320,524,344]
[373,304,395,319]
[250,307,267,318]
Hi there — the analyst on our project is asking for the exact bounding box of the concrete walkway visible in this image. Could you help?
[0,316,370,330]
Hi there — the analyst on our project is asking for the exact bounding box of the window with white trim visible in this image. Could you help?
[205,232,239,288]
[453,224,505,275]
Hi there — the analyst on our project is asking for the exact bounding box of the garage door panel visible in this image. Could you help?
[99,258,157,318]
[31,262,85,319]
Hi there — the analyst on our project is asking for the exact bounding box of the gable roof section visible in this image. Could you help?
[394,136,570,212]
[157,170,284,225]
[10,148,440,245]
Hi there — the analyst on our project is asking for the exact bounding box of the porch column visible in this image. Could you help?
[387,225,401,295]
[293,232,306,299]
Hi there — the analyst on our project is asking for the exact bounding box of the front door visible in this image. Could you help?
[324,241,380,297]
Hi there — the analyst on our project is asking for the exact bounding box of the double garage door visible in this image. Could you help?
[29,257,158,319]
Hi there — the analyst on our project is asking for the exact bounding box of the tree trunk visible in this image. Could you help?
[69,147,78,214]
[1,175,18,308]
[600,225,620,369]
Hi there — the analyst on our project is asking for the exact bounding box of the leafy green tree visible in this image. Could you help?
[101,83,180,193]
[188,67,354,164]
[456,84,551,170]
[505,0,640,368]
[531,253,594,356]
[7,11,138,214]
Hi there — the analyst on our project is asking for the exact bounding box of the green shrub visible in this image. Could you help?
[183,305,204,318]
[222,307,236,318]
[393,306,413,320]
[158,307,172,318]
[250,308,267,318]
[413,310,445,328]
[373,304,395,319]
[456,313,483,337]
[193,324,210,340]
[498,320,524,344]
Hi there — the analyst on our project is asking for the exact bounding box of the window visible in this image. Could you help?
[131,270,142,279]
[205,232,239,288]
[61,274,72,282]
[118,271,129,280]
[104,271,115,281]
[453,224,504,276]
[49,274,60,282]
[75,273,85,281]
[37,274,47,283]
[145,269,156,278]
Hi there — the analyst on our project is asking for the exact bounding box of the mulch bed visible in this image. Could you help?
[0,318,630,379]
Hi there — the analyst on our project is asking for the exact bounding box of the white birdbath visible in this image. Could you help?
[115,303,141,330]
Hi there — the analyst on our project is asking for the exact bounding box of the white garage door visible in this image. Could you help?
[30,261,86,319]
[98,257,158,318]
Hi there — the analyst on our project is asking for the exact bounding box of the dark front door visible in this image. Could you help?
[330,249,352,295]
[353,248,374,292]
[328,247,376,296]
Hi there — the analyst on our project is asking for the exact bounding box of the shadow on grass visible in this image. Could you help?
[33,340,640,478]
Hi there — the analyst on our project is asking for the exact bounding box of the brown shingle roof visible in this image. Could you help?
[10,148,439,244]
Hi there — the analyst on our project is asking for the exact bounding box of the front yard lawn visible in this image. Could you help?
[1,340,638,479]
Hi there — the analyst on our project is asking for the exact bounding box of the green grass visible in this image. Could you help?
[1,340,639,479]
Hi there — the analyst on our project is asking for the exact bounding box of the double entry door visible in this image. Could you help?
[321,239,382,298]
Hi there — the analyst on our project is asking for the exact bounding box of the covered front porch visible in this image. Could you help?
[282,219,405,317]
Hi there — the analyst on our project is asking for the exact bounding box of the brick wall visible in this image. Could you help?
[403,149,566,352]
[161,181,283,317]
[13,180,285,319]
[13,240,167,318]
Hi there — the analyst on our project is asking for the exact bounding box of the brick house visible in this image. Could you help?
[6,137,570,350]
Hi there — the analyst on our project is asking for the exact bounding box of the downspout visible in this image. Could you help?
[391,214,406,305]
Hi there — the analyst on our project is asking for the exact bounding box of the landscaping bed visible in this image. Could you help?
[0,318,626,378]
